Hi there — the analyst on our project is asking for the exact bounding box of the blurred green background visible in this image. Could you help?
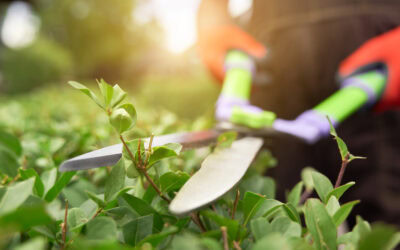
[0,0,222,122]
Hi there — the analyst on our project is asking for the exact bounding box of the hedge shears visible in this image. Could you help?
[60,50,386,216]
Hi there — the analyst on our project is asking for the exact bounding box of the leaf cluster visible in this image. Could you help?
[0,81,398,250]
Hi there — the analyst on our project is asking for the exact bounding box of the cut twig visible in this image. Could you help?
[221,226,229,250]
[233,241,242,250]
[231,188,240,219]
[145,134,154,164]
[120,135,170,203]
[137,138,142,165]
[335,153,349,188]
[61,200,69,250]
[190,212,206,232]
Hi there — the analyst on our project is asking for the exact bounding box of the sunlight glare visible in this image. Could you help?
[1,1,40,49]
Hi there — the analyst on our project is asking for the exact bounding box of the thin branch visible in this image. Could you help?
[231,188,240,219]
[190,212,206,232]
[61,200,69,250]
[1,176,7,185]
[120,135,170,203]
[120,135,136,164]
[91,208,103,220]
[137,138,142,165]
[145,134,154,164]
[300,189,313,204]
[335,153,349,188]
[221,226,229,250]
[141,170,170,203]
[233,241,242,250]
[120,134,206,234]
[7,174,20,186]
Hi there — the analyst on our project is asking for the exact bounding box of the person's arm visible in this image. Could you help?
[197,0,266,81]
[339,27,400,111]
[220,26,399,144]
[197,0,230,32]
[273,27,400,143]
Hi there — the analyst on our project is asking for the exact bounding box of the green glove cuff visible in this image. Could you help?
[313,71,386,122]
[221,50,254,100]
[230,106,276,129]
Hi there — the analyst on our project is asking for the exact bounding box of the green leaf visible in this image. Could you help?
[86,191,106,208]
[242,191,267,226]
[358,224,398,250]
[110,108,133,134]
[216,131,237,149]
[256,199,283,219]
[86,217,117,240]
[0,130,22,157]
[104,159,126,203]
[67,207,88,231]
[0,178,35,215]
[41,168,57,195]
[123,214,154,246]
[251,150,277,175]
[14,237,47,250]
[282,203,301,224]
[332,200,359,227]
[121,193,163,232]
[251,217,272,241]
[138,225,178,247]
[240,175,276,199]
[44,171,76,202]
[326,181,355,202]
[301,167,316,191]
[288,237,314,250]
[271,216,301,237]
[311,171,333,203]
[68,81,103,109]
[97,78,114,108]
[342,216,371,246]
[287,181,303,206]
[111,84,127,108]
[338,216,372,248]
[171,233,205,250]
[0,203,53,230]
[328,117,348,161]
[125,160,140,179]
[148,143,182,167]
[199,237,223,250]
[19,168,44,197]
[160,171,190,193]
[201,211,240,241]
[118,103,137,127]
[328,117,365,163]
[253,233,291,250]
[0,150,19,177]
[304,199,337,250]
[325,196,340,216]
[122,139,145,165]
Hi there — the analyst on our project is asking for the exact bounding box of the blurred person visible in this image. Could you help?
[197,0,400,226]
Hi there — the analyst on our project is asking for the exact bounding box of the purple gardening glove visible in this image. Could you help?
[215,94,263,121]
[273,110,335,144]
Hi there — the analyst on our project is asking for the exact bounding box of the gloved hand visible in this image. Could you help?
[214,50,275,128]
[339,27,400,111]
[198,24,266,82]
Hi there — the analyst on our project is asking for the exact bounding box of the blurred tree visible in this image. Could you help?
[36,0,152,81]
[0,37,73,93]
